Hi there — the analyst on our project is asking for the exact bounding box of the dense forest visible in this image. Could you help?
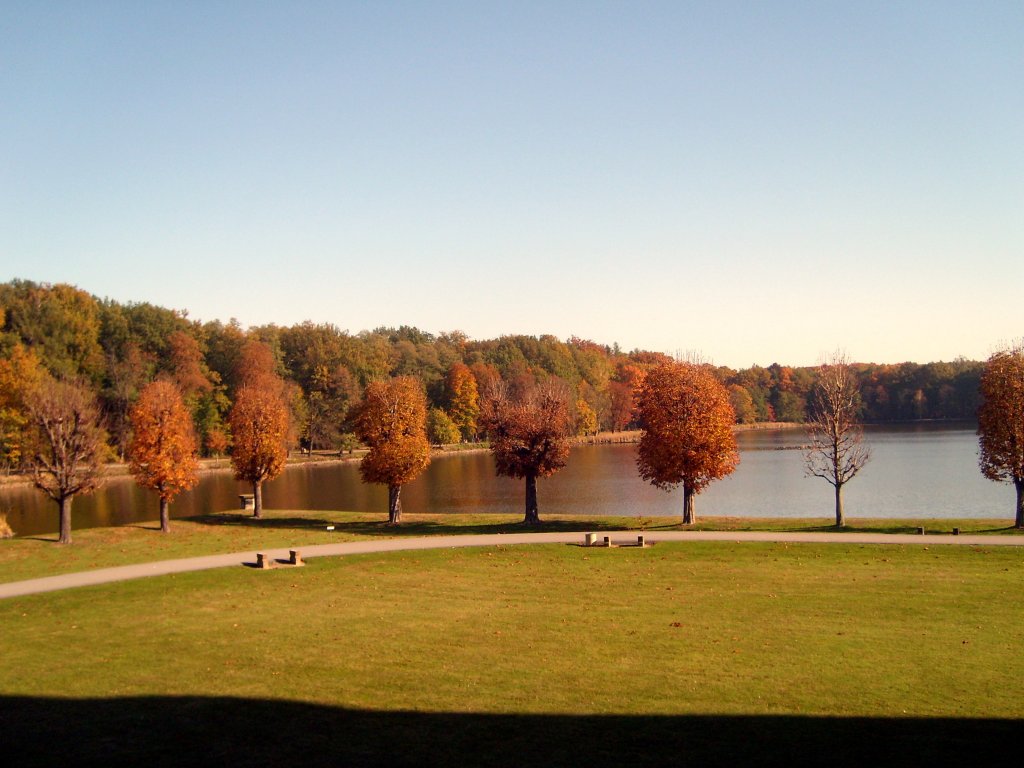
[0,279,983,470]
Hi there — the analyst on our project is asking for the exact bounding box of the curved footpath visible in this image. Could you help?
[2,530,1023,600]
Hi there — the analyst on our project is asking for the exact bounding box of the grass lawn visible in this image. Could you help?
[1,541,1022,765]
[1,509,1020,586]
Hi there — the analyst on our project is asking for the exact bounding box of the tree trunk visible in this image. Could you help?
[524,473,540,525]
[1015,478,1024,529]
[682,483,695,525]
[159,497,170,533]
[388,484,403,524]
[835,483,845,528]
[253,481,263,519]
[57,495,73,545]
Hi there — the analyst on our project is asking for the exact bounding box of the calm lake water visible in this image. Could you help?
[1,423,1014,536]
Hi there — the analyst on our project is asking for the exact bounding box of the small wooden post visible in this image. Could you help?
[952,527,960,536]
[916,527,925,535]
[256,552,273,569]
[637,535,645,547]
[239,494,255,511]
[289,550,303,566]
[585,533,597,547]
[603,536,611,547]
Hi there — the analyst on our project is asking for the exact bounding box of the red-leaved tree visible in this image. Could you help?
[480,379,573,525]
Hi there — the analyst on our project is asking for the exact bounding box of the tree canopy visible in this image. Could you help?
[353,376,431,524]
[977,342,1024,528]
[480,379,573,525]
[636,362,739,524]
[128,380,200,532]
[0,278,993,478]
[24,377,108,544]
[229,378,290,518]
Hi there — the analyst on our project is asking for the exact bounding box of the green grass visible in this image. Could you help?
[1,509,1021,585]
[1,541,1022,765]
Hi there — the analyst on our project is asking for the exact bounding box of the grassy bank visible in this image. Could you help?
[1,510,1021,585]
[1,541,1022,765]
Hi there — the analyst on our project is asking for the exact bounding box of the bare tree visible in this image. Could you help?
[804,353,871,527]
[25,377,107,544]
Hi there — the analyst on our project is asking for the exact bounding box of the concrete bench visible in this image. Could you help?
[255,550,303,569]
[583,534,646,548]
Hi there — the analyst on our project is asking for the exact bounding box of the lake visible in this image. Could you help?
[1,423,1015,536]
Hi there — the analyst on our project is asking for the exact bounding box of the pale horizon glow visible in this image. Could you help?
[2,2,1021,369]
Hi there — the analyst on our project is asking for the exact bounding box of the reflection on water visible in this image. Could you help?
[1,424,1012,536]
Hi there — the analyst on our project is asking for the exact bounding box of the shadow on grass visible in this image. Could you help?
[186,513,684,538]
[188,513,340,530]
[183,513,1024,540]
[0,695,1017,767]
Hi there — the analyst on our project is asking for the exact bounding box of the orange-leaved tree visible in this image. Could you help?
[480,379,573,525]
[445,362,480,441]
[128,379,200,533]
[978,341,1024,528]
[636,361,739,524]
[353,376,430,524]
[24,377,108,544]
[0,343,45,472]
[229,378,290,518]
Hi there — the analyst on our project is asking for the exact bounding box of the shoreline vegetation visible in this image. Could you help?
[1,509,1020,585]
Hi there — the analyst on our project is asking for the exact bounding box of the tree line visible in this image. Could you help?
[0,279,985,475]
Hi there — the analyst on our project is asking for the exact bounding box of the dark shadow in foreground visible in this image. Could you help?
[0,695,1018,768]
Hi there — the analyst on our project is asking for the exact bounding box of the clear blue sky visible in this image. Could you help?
[2,1,1021,368]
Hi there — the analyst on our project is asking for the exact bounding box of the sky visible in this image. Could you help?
[2,1,1021,368]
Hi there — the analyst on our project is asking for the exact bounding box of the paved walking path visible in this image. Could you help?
[2,530,1022,600]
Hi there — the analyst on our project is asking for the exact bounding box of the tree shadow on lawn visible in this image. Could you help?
[186,513,679,538]
[0,695,1017,768]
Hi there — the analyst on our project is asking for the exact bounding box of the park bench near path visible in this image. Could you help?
[2,530,1023,600]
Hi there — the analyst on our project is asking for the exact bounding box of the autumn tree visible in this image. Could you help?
[0,344,45,472]
[24,377,108,544]
[445,362,479,441]
[480,379,573,525]
[352,376,431,524]
[102,341,153,460]
[128,380,200,533]
[607,380,635,432]
[728,384,758,425]
[803,353,871,527]
[575,398,597,436]
[229,379,290,518]
[977,342,1024,528]
[0,280,104,379]
[167,330,214,401]
[636,362,739,524]
[427,407,460,446]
